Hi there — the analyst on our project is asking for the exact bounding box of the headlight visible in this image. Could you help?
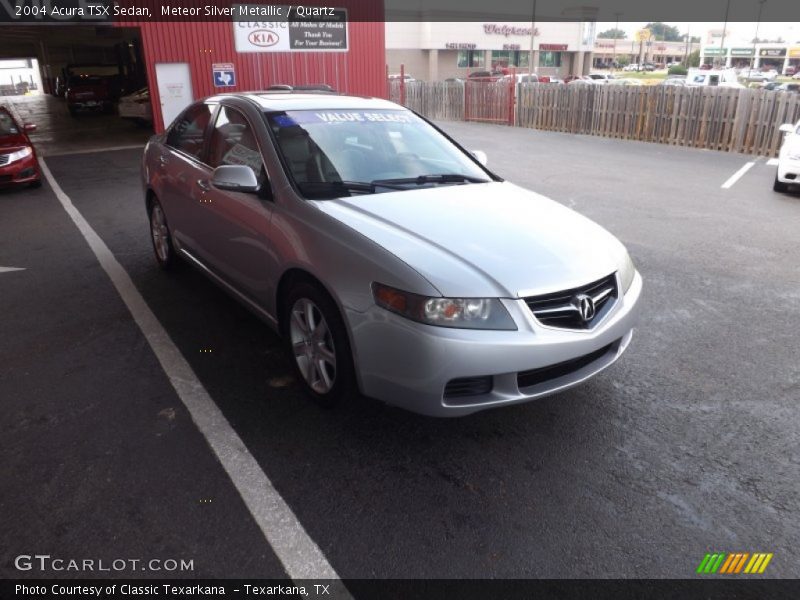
[7,146,33,164]
[372,283,517,330]
[618,251,637,294]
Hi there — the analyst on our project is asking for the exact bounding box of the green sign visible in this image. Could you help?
[703,47,727,56]
[730,48,754,57]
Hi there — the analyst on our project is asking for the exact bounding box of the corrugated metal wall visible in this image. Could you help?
[129,2,385,131]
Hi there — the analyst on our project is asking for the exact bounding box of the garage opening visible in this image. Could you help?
[0,25,154,155]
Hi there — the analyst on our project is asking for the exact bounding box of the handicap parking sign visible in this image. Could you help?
[212,63,236,87]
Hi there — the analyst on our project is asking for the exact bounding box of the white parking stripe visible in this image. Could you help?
[39,157,350,589]
[721,161,756,189]
[766,158,780,166]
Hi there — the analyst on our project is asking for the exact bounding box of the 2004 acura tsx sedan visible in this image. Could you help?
[141,92,642,416]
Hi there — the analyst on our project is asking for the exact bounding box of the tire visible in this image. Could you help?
[773,172,789,193]
[29,178,42,189]
[148,198,179,270]
[284,281,355,408]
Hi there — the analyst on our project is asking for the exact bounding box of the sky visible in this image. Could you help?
[595,22,800,44]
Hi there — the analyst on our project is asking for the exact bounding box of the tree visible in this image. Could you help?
[598,28,627,39]
[644,22,683,42]
[686,49,700,68]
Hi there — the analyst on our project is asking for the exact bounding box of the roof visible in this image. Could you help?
[206,92,401,112]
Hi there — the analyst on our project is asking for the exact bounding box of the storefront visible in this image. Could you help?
[701,43,799,73]
[592,39,699,68]
[386,22,596,80]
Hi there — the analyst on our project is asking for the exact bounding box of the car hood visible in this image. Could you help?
[314,181,628,298]
[0,132,29,151]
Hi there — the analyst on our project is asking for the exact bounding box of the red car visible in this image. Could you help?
[0,107,41,188]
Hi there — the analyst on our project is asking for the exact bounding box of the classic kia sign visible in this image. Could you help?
[233,5,348,53]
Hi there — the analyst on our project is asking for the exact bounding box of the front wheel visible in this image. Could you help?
[149,198,179,270]
[285,282,355,408]
[773,172,789,193]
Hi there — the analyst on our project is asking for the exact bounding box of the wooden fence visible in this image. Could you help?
[390,81,800,157]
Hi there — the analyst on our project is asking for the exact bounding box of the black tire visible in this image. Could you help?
[773,173,789,193]
[148,197,179,270]
[29,178,42,189]
[284,280,355,408]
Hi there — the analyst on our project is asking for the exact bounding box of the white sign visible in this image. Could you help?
[233,5,348,53]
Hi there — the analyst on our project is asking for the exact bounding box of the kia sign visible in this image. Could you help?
[233,5,348,53]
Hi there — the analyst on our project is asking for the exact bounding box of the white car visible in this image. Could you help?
[774,120,800,192]
[622,64,638,72]
[793,72,800,80]
[117,87,152,125]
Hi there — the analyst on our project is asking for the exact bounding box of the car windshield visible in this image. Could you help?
[266,109,490,198]
[0,111,19,136]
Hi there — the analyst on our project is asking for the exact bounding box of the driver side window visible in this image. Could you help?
[166,104,214,160]
[207,106,265,177]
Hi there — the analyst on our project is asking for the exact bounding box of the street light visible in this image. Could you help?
[752,0,767,69]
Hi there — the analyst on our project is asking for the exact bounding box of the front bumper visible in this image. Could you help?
[777,157,800,183]
[346,271,643,416]
[0,152,40,187]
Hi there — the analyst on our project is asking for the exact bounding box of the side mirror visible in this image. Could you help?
[212,165,260,193]
[471,150,488,166]
[23,123,36,132]
[779,123,794,134]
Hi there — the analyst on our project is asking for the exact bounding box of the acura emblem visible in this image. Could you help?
[573,293,596,322]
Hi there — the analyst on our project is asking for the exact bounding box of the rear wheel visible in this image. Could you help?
[773,172,789,193]
[149,198,178,270]
[285,281,355,408]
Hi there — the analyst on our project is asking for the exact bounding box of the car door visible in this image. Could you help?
[158,102,216,258]
[197,103,276,308]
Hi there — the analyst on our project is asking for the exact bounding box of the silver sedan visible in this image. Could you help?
[142,92,642,416]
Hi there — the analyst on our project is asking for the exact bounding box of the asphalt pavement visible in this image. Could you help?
[2,106,799,580]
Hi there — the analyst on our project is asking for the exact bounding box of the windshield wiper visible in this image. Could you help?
[298,180,406,197]
[371,174,490,186]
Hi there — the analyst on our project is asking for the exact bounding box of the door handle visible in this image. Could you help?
[196,179,211,191]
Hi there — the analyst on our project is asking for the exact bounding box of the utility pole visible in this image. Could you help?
[752,0,767,69]
[683,25,691,66]
[719,0,731,68]
[612,12,621,71]
[527,0,537,78]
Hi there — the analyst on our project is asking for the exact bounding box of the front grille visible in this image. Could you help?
[444,376,493,400]
[0,154,9,166]
[524,273,618,330]
[517,341,617,389]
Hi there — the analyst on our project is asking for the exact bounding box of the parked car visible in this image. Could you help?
[566,76,602,85]
[640,63,656,71]
[66,75,114,116]
[622,64,639,72]
[608,78,642,86]
[774,120,800,192]
[467,71,501,82]
[784,66,797,76]
[142,93,642,416]
[775,83,800,94]
[500,73,540,84]
[117,87,152,125]
[0,106,41,188]
[686,68,744,89]
[793,71,800,80]
[388,74,416,83]
[588,73,616,82]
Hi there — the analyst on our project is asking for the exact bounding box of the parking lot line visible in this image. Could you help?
[721,160,757,189]
[38,157,349,588]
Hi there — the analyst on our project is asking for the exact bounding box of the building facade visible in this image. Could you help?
[592,39,700,68]
[700,43,800,72]
[386,22,596,81]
